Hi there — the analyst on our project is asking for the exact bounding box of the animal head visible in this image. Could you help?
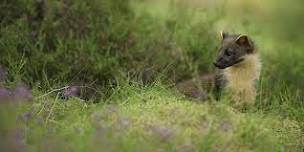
[214,32,256,69]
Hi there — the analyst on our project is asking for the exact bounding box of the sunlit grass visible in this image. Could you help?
[1,82,303,151]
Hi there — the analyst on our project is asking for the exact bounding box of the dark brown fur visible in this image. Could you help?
[176,74,214,100]
[214,32,256,69]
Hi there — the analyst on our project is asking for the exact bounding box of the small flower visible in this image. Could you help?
[12,83,33,102]
[218,120,232,132]
[116,118,131,130]
[14,128,25,141]
[149,125,174,140]
[0,87,12,102]
[20,111,32,122]
[13,128,25,152]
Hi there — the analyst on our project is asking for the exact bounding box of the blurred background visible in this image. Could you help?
[1,0,304,94]
[0,0,303,90]
[0,0,304,151]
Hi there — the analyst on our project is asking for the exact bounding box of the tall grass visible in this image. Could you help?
[0,0,221,91]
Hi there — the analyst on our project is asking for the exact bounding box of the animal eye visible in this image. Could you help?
[224,48,233,56]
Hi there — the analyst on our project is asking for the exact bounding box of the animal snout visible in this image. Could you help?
[214,58,223,66]
[213,58,227,69]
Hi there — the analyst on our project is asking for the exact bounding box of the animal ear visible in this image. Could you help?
[220,31,228,40]
[235,35,249,46]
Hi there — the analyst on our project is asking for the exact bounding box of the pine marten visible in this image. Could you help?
[177,32,261,104]
[214,32,261,104]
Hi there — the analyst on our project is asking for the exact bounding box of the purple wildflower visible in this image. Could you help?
[149,125,174,140]
[116,118,131,130]
[20,111,32,122]
[0,87,12,102]
[12,83,33,102]
[13,128,25,141]
[0,129,25,152]
[12,128,25,152]
[62,86,80,98]
[218,120,233,132]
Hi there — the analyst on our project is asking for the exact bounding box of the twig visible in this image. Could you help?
[35,86,69,99]
[45,92,60,126]
[34,85,103,100]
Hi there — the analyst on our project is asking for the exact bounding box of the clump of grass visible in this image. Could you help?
[1,82,302,151]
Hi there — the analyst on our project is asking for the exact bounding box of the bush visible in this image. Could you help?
[0,0,221,92]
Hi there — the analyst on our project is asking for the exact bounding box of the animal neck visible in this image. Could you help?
[224,54,261,92]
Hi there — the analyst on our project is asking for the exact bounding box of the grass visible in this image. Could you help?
[0,0,304,151]
[1,83,302,151]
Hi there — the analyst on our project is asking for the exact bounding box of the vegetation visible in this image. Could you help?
[0,0,303,151]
